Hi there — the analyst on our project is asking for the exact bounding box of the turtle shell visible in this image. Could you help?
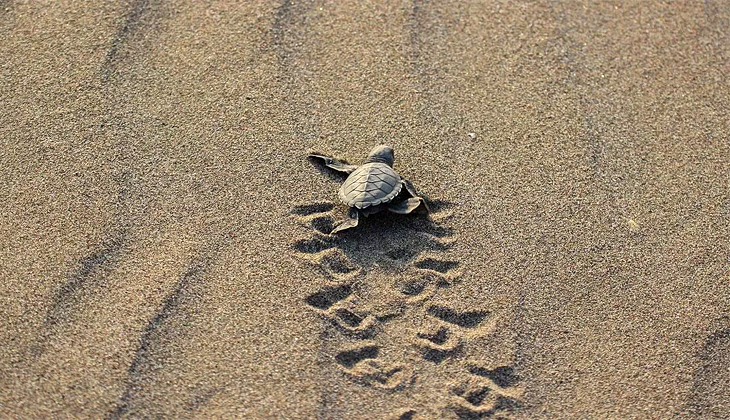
[338,162,403,209]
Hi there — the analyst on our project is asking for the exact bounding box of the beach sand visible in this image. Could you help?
[1,1,728,418]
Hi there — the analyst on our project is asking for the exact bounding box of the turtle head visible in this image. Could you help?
[365,145,395,166]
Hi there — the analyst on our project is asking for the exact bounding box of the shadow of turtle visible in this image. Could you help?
[294,200,456,271]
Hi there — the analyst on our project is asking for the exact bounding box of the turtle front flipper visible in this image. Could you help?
[331,207,359,234]
[400,179,430,213]
[308,153,359,174]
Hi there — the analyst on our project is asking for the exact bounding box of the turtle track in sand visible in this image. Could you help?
[289,201,522,418]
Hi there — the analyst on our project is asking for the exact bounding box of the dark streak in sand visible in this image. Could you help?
[271,0,314,69]
[547,4,608,180]
[185,387,220,413]
[100,0,154,82]
[108,258,210,419]
[44,233,127,329]
[271,0,295,63]
[682,317,730,418]
[270,0,320,140]
[408,0,427,65]
[315,325,339,420]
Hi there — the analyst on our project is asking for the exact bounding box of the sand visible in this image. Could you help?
[0,1,728,419]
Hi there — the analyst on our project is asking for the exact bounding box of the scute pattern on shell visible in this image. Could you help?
[338,162,402,209]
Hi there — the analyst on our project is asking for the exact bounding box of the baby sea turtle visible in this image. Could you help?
[309,145,429,234]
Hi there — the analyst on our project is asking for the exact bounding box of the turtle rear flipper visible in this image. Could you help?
[308,153,359,174]
[388,197,426,215]
[401,179,430,213]
[331,207,359,234]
